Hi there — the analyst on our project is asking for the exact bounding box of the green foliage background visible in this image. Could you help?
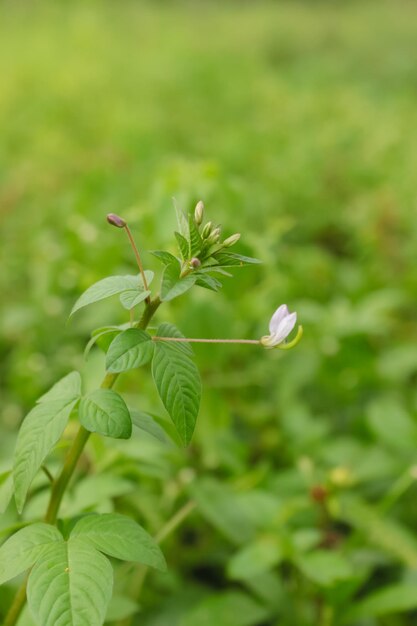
[1,1,417,624]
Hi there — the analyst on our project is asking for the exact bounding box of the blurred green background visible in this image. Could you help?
[1,1,417,624]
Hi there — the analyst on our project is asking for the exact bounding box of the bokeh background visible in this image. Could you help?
[1,1,417,624]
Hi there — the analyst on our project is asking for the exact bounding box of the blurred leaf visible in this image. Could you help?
[338,495,417,568]
[367,398,417,452]
[228,535,283,580]
[189,478,255,545]
[180,591,268,626]
[296,550,354,586]
[105,594,140,622]
[347,583,417,620]
[62,475,136,517]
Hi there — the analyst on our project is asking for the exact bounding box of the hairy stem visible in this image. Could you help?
[4,296,161,626]
[153,336,260,345]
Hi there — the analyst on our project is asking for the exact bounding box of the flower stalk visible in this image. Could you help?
[107,213,150,304]
[153,336,261,345]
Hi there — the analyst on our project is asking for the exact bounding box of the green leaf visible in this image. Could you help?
[105,595,140,621]
[227,536,283,581]
[214,252,261,267]
[71,513,166,571]
[0,471,14,514]
[181,591,268,626]
[62,475,136,518]
[0,523,63,585]
[367,398,417,451]
[195,274,222,292]
[175,232,190,260]
[37,371,82,404]
[296,550,354,586]
[189,478,255,545]
[84,326,123,360]
[130,409,183,446]
[155,322,193,356]
[130,410,168,442]
[70,273,153,317]
[199,266,233,277]
[347,583,417,619]
[14,392,80,513]
[188,213,203,256]
[150,250,180,266]
[79,389,132,439]
[338,494,417,567]
[106,329,154,373]
[152,341,201,445]
[27,538,113,626]
[173,198,189,238]
[119,289,151,310]
[160,263,196,302]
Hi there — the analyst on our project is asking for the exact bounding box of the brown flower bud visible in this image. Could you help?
[190,257,201,268]
[107,213,126,228]
[310,485,328,503]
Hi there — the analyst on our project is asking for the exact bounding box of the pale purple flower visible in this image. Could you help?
[261,304,297,347]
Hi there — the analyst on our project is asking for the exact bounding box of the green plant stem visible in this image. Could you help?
[44,425,91,524]
[4,296,161,626]
[4,579,28,626]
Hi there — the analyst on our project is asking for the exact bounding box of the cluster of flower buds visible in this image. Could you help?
[194,200,240,249]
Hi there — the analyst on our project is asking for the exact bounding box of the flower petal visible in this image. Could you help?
[273,312,297,344]
[269,304,289,334]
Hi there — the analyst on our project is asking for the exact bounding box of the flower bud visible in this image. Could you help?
[207,227,221,244]
[223,233,241,247]
[107,213,126,228]
[190,257,201,269]
[201,221,213,239]
[194,201,204,226]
